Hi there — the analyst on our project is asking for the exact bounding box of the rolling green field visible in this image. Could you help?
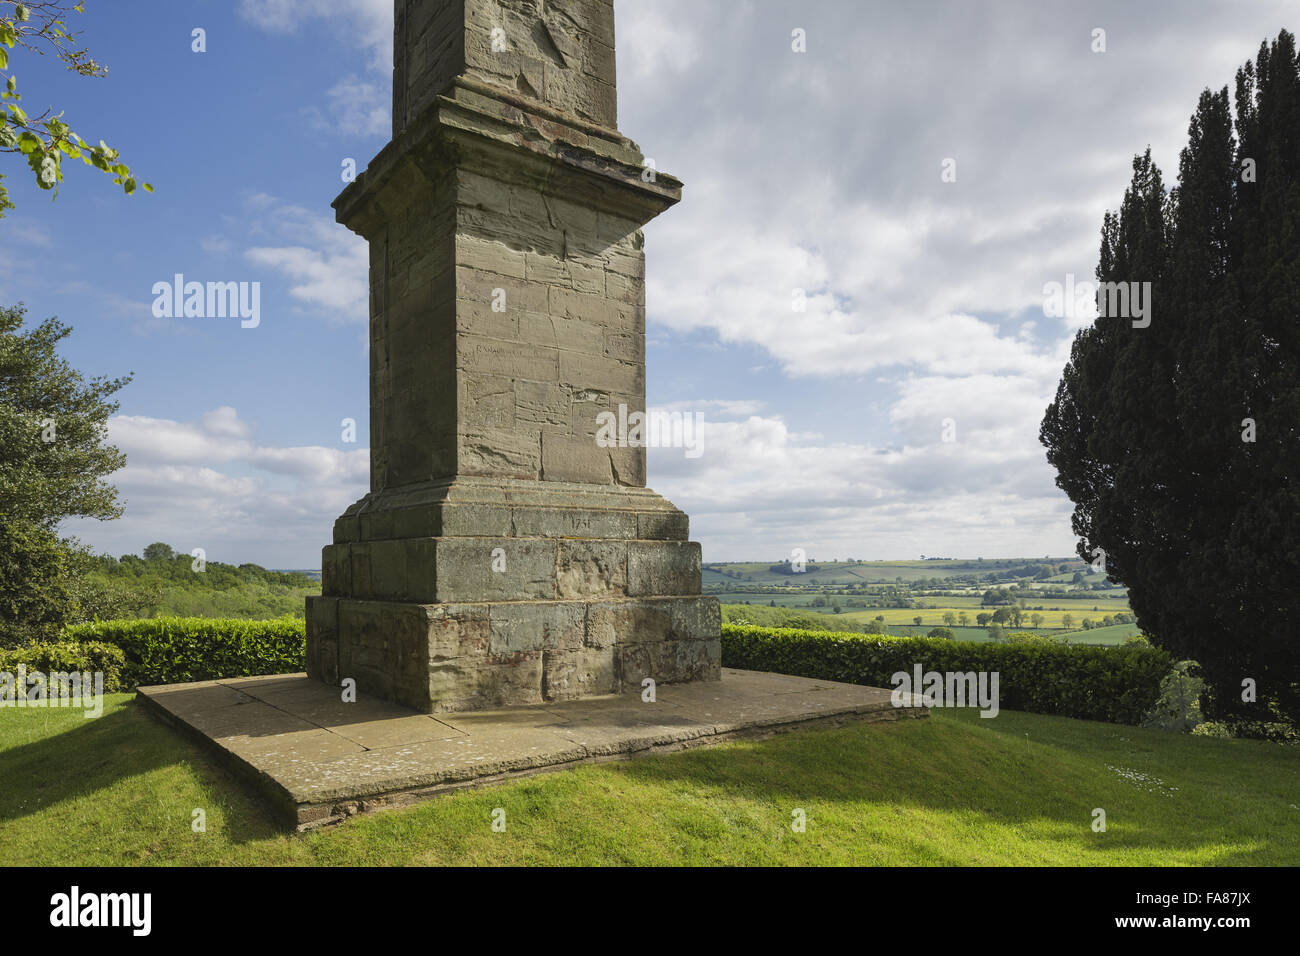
[787,603,1125,629]
[77,547,321,621]
[710,557,1136,646]
[703,559,1047,587]
[854,623,1138,645]
[721,609,1140,645]
[722,599,1137,643]
[719,592,1128,616]
[2,695,1294,865]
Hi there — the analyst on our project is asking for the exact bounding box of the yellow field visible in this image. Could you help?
[832,600,1130,630]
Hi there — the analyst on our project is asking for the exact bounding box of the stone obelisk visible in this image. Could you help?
[305,0,720,712]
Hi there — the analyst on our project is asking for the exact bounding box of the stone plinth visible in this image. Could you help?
[306,0,718,712]
[137,669,925,830]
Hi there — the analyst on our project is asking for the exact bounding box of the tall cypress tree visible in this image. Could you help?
[1041,31,1300,729]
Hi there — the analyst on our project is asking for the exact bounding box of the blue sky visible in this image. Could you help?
[4,0,1295,567]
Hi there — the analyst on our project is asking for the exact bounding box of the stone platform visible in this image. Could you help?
[137,668,924,829]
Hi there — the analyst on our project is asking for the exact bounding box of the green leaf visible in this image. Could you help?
[123,178,136,195]
[142,183,154,193]
[16,130,40,154]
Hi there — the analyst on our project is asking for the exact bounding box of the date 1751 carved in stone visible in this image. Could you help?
[305,0,721,712]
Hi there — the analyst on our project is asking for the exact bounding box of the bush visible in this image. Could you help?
[0,640,127,692]
[721,623,1173,725]
[1141,660,1205,732]
[721,604,832,631]
[0,521,77,647]
[1005,630,1053,645]
[60,616,305,688]
[926,627,954,640]
[1191,720,1234,739]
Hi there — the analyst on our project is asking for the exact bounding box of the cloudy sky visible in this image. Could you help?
[5,0,1294,567]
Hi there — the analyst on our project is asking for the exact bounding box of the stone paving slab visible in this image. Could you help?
[137,668,924,829]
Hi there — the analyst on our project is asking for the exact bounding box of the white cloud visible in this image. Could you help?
[65,407,368,568]
[617,1,706,80]
[647,402,1073,561]
[6,218,52,248]
[200,235,234,255]
[238,0,393,72]
[654,399,765,417]
[302,75,391,137]
[241,196,369,323]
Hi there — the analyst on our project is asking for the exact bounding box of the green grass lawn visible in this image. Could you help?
[2,694,1295,865]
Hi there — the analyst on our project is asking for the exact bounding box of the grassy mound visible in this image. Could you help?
[1,695,1294,865]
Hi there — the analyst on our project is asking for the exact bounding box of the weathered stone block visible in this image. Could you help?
[456,233,527,279]
[511,504,636,539]
[670,596,722,641]
[556,539,627,598]
[542,645,617,700]
[427,603,490,660]
[585,598,671,649]
[454,655,546,710]
[305,596,339,684]
[435,537,558,602]
[458,426,542,477]
[628,541,702,596]
[321,544,351,596]
[617,637,721,687]
[514,380,570,427]
[541,433,612,483]
[438,503,513,536]
[488,601,585,656]
[637,509,689,541]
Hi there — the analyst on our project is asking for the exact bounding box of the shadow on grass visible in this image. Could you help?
[0,697,283,843]
[564,711,1290,866]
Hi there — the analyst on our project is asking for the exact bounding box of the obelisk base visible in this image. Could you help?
[306,476,720,712]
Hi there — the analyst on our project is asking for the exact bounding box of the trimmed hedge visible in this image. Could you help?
[61,617,305,688]
[35,617,1172,724]
[0,640,127,693]
[722,623,1174,725]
